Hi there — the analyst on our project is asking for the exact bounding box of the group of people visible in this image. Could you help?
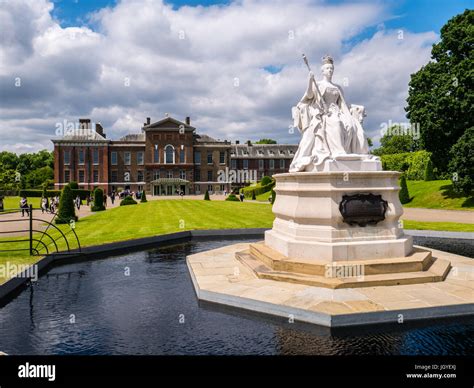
[40,195,60,214]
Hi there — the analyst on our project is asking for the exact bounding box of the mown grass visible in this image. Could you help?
[405,180,474,210]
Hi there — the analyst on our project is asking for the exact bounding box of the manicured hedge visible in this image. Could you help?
[381,150,432,180]
[240,178,275,198]
[225,194,240,202]
[19,188,91,199]
[120,195,138,206]
[56,185,77,224]
[91,188,106,211]
[0,190,19,197]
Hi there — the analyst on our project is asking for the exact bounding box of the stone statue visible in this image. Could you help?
[289,55,378,172]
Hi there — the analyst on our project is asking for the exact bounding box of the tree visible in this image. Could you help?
[141,190,148,203]
[270,189,276,205]
[406,10,473,171]
[69,181,79,190]
[91,188,106,211]
[255,139,277,144]
[448,126,473,195]
[424,159,435,181]
[399,175,410,204]
[372,126,419,156]
[252,190,256,200]
[204,190,210,200]
[56,185,76,224]
[260,176,272,186]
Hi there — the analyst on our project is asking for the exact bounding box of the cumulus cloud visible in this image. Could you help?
[0,0,437,153]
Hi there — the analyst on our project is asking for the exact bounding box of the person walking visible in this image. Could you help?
[110,191,115,205]
[41,197,48,214]
[20,197,29,217]
[239,192,244,202]
[0,196,4,212]
[75,195,81,210]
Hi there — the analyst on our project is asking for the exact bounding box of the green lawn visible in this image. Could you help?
[405,180,473,210]
[403,220,474,233]
[2,196,41,210]
[256,191,272,202]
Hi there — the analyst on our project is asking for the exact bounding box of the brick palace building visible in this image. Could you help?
[52,116,297,196]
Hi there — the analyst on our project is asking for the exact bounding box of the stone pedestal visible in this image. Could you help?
[265,171,413,262]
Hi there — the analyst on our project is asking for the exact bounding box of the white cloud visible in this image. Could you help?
[0,0,437,153]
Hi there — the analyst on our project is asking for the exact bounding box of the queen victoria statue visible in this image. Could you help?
[289,55,379,173]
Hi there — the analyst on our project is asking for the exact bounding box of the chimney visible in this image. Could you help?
[185,116,190,125]
[95,123,106,138]
[235,140,240,145]
[247,140,252,146]
[79,118,91,129]
[146,117,151,125]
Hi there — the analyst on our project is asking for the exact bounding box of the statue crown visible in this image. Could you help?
[322,55,334,65]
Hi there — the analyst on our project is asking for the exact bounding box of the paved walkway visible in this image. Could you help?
[402,208,474,224]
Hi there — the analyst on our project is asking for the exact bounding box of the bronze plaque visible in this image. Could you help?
[339,194,388,227]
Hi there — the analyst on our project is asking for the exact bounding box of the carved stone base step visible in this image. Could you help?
[236,243,451,289]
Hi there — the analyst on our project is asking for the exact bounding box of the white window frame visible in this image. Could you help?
[164,144,175,164]
[124,151,131,166]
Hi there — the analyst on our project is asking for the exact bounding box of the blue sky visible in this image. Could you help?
[52,0,472,34]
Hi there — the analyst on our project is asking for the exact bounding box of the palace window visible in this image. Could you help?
[207,170,213,182]
[165,145,174,164]
[195,170,201,181]
[137,170,144,182]
[93,170,99,183]
[78,149,84,165]
[207,152,213,164]
[153,170,160,180]
[243,159,248,169]
[180,148,185,163]
[258,160,264,170]
[219,151,225,164]
[93,148,99,165]
[137,151,144,165]
[167,170,173,178]
[154,145,159,163]
[180,170,186,180]
[64,170,70,183]
[64,150,70,165]
[124,152,131,165]
[78,170,85,183]
[111,151,117,165]
[269,159,275,170]
[280,159,285,169]
[195,151,201,165]
[231,159,237,169]
[111,170,118,182]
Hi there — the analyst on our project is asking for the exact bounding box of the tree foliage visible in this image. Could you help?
[399,175,410,204]
[255,139,277,144]
[372,126,419,156]
[405,10,473,171]
[448,126,474,195]
[56,185,76,224]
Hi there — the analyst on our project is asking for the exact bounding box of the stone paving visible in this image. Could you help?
[187,243,474,327]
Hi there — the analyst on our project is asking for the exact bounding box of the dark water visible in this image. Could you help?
[0,237,473,355]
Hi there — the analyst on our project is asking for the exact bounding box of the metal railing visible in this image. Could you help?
[0,205,81,256]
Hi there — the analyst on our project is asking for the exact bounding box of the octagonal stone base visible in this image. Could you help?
[187,243,474,327]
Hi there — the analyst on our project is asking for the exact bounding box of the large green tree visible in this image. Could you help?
[372,126,420,156]
[405,9,473,171]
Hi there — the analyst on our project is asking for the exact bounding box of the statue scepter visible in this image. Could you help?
[302,54,327,114]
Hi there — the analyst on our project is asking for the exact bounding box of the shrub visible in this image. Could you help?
[260,176,272,186]
[225,194,239,202]
[381,150,431,180]
[448,127,473,195]
[241,178,275,198]
[424,159,435,181]
[120,195,137,206]
[270,189,276,204]
[204,190,210,200]
[69,181,79,190]
[56,185,77,224]
[91,188,106,211]
[19,189,61,198]
[399,175,410,204]
[251,190,256,200]
[141,191,148,203]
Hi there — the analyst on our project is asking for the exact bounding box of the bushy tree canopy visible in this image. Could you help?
[406,9,473,171]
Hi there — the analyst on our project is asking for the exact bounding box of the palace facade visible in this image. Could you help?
[52,116,297,195]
